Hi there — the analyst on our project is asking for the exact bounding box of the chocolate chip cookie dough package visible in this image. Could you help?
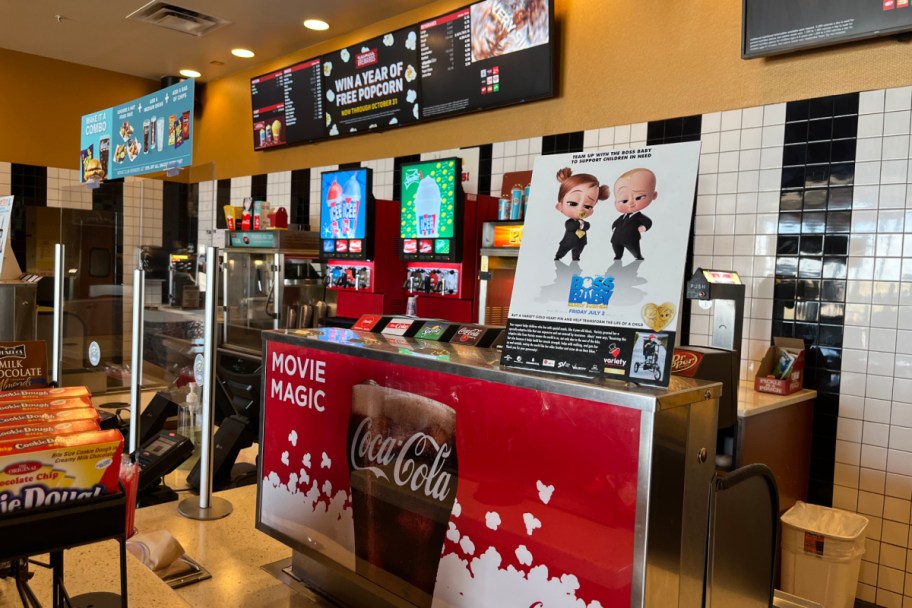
[0,429,123,514]
[0,386,92,404]
[0,397,95,416]
[0,407,100,428]
[0,419,100,442]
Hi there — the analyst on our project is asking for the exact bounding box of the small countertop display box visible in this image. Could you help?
[755,337,806,395]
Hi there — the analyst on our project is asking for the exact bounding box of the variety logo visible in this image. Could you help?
[542,358,555,368]
[355,48,379,68]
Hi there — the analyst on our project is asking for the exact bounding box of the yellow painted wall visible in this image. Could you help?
[195,0,912,180]
[6,1,912,177]
[0,49,155,169]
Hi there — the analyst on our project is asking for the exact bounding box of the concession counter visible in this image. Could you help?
[257,327,722,608]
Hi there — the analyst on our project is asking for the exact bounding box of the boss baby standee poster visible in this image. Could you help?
[500,142,701,386]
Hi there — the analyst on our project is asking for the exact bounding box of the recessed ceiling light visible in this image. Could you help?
[179,69,202,78]
[303,19,329,31]
[231,48,255,59]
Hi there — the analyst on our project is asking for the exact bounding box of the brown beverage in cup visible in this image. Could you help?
[98,137,110,179]
[142,120,150,153]
[348,382,458,607]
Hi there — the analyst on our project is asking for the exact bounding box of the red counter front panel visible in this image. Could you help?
[260,338,641,607]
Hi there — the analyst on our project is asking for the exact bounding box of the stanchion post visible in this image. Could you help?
[179,246,232,520]
[51,244,66,387]
[128,267,145,454]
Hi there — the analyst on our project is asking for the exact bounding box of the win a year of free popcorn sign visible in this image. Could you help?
[501,142,701,387]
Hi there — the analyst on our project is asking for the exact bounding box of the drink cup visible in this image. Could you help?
[347,382,458,607]
[142,120,150,153]
[414,176,442,238]
[156,118,164,152]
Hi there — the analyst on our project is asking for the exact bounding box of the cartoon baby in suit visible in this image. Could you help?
[611,168,658,260]
[553,168,611,262]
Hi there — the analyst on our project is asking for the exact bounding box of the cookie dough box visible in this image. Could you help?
[0,397,95,415]
[0,408,100,428]
[0,429,123,514]
[0,419,100,441]
[0,386,91,403]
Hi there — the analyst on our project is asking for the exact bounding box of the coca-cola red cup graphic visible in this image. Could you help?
[348,381,458,607]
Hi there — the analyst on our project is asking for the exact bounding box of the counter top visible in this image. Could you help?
[737,381,816,418]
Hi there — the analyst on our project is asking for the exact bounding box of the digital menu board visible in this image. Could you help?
[248,0,554,151]
[320,168,374,260]
[419,0,552,119]
[322,28,421,136]
[251,58,325,149]
[80,80,195,182]
[399,158,462,262]
[743,0,912,58]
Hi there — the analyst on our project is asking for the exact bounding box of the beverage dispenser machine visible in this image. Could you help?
[398,158,496,323]
[319,168,407,321]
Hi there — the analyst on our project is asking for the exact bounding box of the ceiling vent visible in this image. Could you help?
[126,1,231,37]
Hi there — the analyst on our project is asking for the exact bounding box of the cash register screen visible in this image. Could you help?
[145,436,174,456]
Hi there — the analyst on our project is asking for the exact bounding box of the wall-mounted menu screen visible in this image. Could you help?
[743,0,912,58]
[399,158,462,263]
[250,0,555,151]
[322,28,421,137]
[251,57,325,149]
[419,0,552,119]
[320,168,374,260]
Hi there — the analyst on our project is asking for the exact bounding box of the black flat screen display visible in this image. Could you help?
[419,0,552,119]
[249,0,555,150]
[743,0,912,58]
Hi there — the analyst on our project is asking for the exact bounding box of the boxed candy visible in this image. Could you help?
[0,429,123,514]
[754,337,806,395]
[0,386,91,403]
[0,419,100,441]
[0,407,100,428]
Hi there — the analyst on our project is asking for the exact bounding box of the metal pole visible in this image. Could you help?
[128,267,145,454]
[180,246,232,520]
[51,244,65,386]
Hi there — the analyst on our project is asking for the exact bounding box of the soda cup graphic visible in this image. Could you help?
[414,176,443,238]
[326,178,344,238]
[348,382,457,607]
[341,174,362,239]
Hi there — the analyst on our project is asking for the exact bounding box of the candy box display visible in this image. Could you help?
[754,337,806,395]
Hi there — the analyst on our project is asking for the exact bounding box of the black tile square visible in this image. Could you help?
[781,167,806,190]
[805,166,830,189]
[251,173,267,201]
[818,324,844,347]
[776,256,799,277]
[819,302,846,324]
[807,118,833,142]
[773,300,792,321]
[832,115,858,139]
[784,121,809,144]
[816,370,842,393]
[780,191,803,211]
[833,93,860,117]
[774,321,795,338]
[774,278,797,299]
[800,235,824,255]
[801,212,827,234]
[682,115,703,137]
[777,235,800,255]
[829,163,854,187]
[821,279,847,301]
[795,301,820,322]
[826,211,852,233]
[797,279,821,300]
[779,212,802,234]
[799,257,823,278]
[827,187,853,210]
[663,118,684,139]
[817,346,842,370]
[782,144,808,167]
[803,189,828,211]
[806,141,832,165]
[823,235,848,255]
[647,121,665,142]
[809,96,836,119]
[830,139,857,163]
[795,322,819,342]
[786,100,810,122]
[822,256,848,279]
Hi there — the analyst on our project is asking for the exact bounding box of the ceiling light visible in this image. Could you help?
[179,69,201,78]
[303,19,329,31]
[231,48,255,58]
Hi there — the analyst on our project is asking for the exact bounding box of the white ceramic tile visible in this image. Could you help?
[871,305,900,328]
[889,426,912,452]
[717,151,738,173]
[881,160,909,185]
[866,399,893,424]
[720,109,742,131]
[865,421,891,447]
[859,112,886,138]
[860,89,887,115]
[880,209,906,232]
[759,146,782,169]
[871,328,898,352]
[757,169,781,192]
[763,103,786,125]
[865,445,890,471]
[839,416,865,441]
[741,127,763,150]
[881,184,908,209]
[843,325,869,349]
[859,490,886,517]
[882,136,910,161]
[876,258,903,281]
[857,161,885,186]
[833,484,859,511]
[888,449,912,476]
[761,124,785,149]
[835,462,860,488]
[896,354,912,380]
[884,111,912,137]
[885,86,912,112]
[861,467,887,495]
[853,184,880,210]
[838,440,863,466]
[701,131,720,154]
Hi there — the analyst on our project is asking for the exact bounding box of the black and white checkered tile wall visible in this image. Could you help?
[4,84,912,606]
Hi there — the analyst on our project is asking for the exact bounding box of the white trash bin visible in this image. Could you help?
[780,501,869,608]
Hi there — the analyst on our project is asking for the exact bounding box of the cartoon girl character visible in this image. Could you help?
[553,168,611,262]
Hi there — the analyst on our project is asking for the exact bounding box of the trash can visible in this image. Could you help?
[780,501,869,608]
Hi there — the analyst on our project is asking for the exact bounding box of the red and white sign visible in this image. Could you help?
[260,340,641,607]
